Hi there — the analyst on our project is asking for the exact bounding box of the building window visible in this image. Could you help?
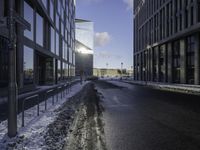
[179,15,182,31]
[65,43,68,60]
[56,32,59,55]
[24,46,34,85]
[69,48,72,63]
[50,0,54,21]
[186,36,195,84]
[56,13,59,30]
[24,1,34,40]
[51,26,55,53]
[173,41,180,83]
[62,40,64,59]
[185,9,188,28]
[159,45,165,82]
[57,0,61,14]
[73,52,75,65]
[198,2,200,22]
[57,60,61,81]
[190,7,194,26]
[61,22,64,37]
[36,13,44,46]
[45,58,54,83]
[63,63,68,79]
[153,47,158,81]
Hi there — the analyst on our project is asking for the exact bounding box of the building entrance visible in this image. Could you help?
[36,52,54,85]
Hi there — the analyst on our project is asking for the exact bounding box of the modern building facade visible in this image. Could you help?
[0,0,76,93]
[134,0,200,85]
[75,19,94,76]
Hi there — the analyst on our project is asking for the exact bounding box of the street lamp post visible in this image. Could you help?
[8,0,17,137]
[106,63,108,76]
[6,0,31,137]
[121,62,123,79]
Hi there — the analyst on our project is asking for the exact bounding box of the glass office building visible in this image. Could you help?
[75,19,94,76]
[134,0,200,85]
[0,0,76,91]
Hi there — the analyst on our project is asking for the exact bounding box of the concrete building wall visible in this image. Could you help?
[134,0,200,85]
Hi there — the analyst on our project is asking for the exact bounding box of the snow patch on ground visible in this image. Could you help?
[0,81,88,150]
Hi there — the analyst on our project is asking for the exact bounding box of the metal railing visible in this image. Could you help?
[57,86,62,100]
[20,80,78,127]
[45,89,55,110]
[64,83,69,96]
[22,94,39,127]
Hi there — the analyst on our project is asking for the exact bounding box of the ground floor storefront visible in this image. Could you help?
[0,35,75,97]
[134,33,200,85]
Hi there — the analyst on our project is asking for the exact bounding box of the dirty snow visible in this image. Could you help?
[0,81,88,150]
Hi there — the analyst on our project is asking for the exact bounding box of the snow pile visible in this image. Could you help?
[121,80,200,95]
[0,81,88,150]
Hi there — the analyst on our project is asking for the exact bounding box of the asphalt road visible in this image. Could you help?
[94,80,200,150]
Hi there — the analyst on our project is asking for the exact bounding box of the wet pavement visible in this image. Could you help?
[94,80,200,150]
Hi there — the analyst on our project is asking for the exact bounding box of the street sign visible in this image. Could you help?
[0,17,7,28]
[14,13,31,31]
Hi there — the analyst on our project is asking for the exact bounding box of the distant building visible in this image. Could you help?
[75,19,94,76]
[0,0,76,92]
[93,68,131,77]
[134,0,200,85]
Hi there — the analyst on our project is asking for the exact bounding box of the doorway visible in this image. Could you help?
[36,52,54,85]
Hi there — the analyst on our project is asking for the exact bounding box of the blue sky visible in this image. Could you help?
[76,0,133,70]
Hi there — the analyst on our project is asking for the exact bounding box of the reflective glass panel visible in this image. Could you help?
[76,21,94,50]
[50,1,54,21]
[56,13,59,29]
[57,60,61,81]
[36,13,44,46]
[24,46,34,85]
[24,1,34,40]
[51,27,55,53]
[56,32,59,55]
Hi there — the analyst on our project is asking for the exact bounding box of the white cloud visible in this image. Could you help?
[94,32,111,47]
[123,0,133,10]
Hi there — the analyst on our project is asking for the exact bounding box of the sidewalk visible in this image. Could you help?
[0,81,88,150]
[0,79,81,122]
[121,79,200,95]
